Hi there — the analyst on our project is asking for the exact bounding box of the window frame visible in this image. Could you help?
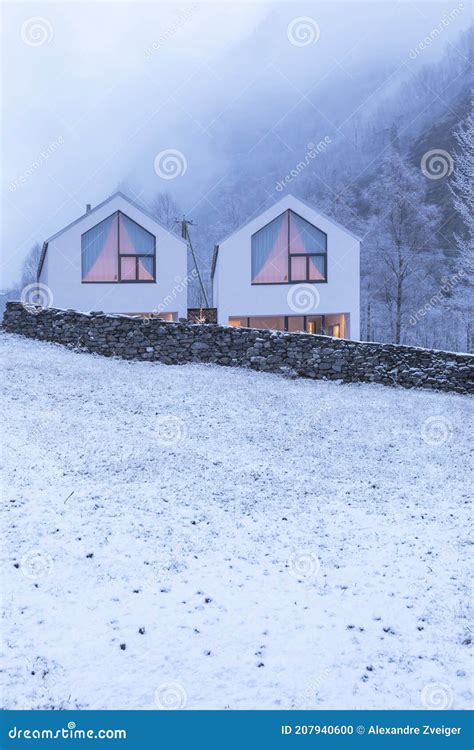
[229,315,328,333]
[289,253,327,283]
[228,315,347,337]
[81,210,156,284]
[251,209,328,286]
[118,254,156,283]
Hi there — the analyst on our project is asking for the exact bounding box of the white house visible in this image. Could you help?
[212,194,361,339]
[37,192,188,319]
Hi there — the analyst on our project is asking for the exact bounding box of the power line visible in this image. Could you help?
[177,217,210,308]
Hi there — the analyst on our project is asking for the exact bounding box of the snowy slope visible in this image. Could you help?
[1,332,472,711]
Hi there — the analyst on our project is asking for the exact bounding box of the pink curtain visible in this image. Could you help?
[120,256,136,280]
[138,257,154,281]
[82,214,118,282]
[289,212,326,254]
[308,255,325,280]
[290,256,306,280]
[252,216,288,283]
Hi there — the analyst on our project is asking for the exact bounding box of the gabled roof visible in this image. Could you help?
[38,191,187,280]
[211,245,219,280]
[37,241,48,280]
[44,191,188,245]
[216,193,362,247]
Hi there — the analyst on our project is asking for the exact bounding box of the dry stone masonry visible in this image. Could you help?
[3,302,473,394]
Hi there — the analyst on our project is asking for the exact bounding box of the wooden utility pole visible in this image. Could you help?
[177,217,210,308]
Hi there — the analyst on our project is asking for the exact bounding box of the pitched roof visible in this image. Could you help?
[44,192,188,245]
[211,245,219,279]
[38,191,187,279]
[37,241,48,280]
[216,193,362,248]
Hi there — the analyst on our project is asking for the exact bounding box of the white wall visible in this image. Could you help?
[213,194,360,339]
[40,194,188,318]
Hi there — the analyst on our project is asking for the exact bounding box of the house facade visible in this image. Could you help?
[38,192,188,319]
[212,194,360,339]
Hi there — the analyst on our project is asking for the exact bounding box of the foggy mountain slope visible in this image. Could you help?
[187,29,472,251]
[179,30,471,338]
[169,26,471,352]
[3,3,471,350]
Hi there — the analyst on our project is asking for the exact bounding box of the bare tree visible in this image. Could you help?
[449,100,473,351]
[151,192,181,231]
[219,193,245,231]
[364,148,438,344]
[21,243,42,288]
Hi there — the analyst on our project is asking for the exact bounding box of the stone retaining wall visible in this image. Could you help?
[3,302,473,394]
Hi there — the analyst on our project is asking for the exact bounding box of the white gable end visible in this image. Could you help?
[213,194,360,340]
[39,193,188,318]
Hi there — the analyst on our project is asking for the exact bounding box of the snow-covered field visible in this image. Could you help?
[1,332,472,711]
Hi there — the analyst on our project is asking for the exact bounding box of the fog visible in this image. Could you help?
[1,0,471,286]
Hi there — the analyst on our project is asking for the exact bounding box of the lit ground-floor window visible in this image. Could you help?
[228,313,348,337]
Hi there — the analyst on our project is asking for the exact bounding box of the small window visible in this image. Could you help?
[308,255,326,281]
[138,256,154,281]
[119,255,155,282]
[290,256,307,281]
[120,256,136,281]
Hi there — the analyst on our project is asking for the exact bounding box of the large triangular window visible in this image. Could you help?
[82,211,156,283]
[251,210,327,284]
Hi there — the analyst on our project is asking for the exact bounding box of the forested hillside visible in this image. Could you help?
[12,25,472,352]
[174,28,472,352]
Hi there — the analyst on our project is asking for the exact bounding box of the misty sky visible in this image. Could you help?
[1,0,471,287]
